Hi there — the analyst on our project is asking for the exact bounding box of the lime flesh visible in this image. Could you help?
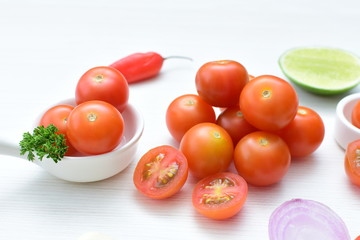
[279,47,360,95]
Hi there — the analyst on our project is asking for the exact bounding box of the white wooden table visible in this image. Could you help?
[0,0,359,239]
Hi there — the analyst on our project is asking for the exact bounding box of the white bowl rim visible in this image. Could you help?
[336,92,360,134]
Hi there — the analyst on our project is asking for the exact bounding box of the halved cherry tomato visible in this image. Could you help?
[351,100,360,128]
[180,123,233,179]
[133,145,188,199]
[75,66,129,112]
[345,139,360,187]
[39,105,77,156]
[166,94,216,142]
[277,106,325,158]
[216,106,257,145]
[192,172,248,220]
[67,100,124,155]
[239,75,298,131]
[234,131,291,186]
[195,60,248,107]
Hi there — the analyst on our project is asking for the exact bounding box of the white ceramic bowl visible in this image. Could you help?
[334,93,360,150]
[0,98,144,182]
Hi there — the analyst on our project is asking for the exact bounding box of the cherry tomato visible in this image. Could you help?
[75,66,129,112]
[180,123,233,179]
[216,106,257,145]
[351,100,360,128]
[239,75,298,131]
[195,60,248,107]
[192,172,248,220]
[166,94,216,142]
[355,235,360,240]
[67,100,124,155]
[39,105,77,156]
[133,145,188,199]
[277,106,325,158]
[345,139,360,187]
[234,131,291,186]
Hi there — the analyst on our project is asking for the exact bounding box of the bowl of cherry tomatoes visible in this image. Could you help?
[334,92,360,150]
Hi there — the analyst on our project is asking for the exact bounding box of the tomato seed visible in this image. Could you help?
[156,163,179,187]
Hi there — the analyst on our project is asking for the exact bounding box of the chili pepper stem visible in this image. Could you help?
[163,56,193,61]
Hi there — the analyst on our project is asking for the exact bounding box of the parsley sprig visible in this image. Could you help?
[19,124,68,163]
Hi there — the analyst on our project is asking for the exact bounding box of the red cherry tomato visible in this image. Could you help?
[195,60,249,107]
[110,52,164,84]
[345,139,360,187]
[239,75,298,131]
[75,66,129,112]
[39,105,77,156]
[216,106,257,145]
[277,106,325,158]
[180,123,233,179]
[355,235,360,240]
[166,94,216,142]
[133,145,188,199]
[192,172,248,220]
[66,100,124,155]
[234,131,291,186]
[351,100,360,128]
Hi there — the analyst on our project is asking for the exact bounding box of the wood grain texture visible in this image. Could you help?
[0,0,360,239]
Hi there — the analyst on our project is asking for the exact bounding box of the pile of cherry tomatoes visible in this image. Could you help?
[133,60,325,220]
[40,66,129,156]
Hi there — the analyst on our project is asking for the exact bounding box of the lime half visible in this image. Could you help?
[279,47,360,95]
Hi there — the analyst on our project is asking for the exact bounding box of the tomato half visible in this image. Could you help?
[166,94,216,142]
[195,60,248,107]
[66,100,124,155]
[39,105,77,156]
[234,131,291,186]
[75,66,129,112]
[192,172,248,220]
[180,123,233,179]
[216,106,257,145]
[133,145,188,199]
[351,100,360,128]
[345,139,360,187]
[277,106,325,158]
[239,75,298,131]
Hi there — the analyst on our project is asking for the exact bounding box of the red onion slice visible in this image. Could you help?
[269,199,350,240]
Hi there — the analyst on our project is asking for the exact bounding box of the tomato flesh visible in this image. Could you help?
[345,139,360,187]
[192,172,248,220]
[133,145,188,199]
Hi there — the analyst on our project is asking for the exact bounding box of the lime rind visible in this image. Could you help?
[279,47,360,95]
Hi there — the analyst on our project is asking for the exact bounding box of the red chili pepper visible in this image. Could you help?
[109,52,191,84]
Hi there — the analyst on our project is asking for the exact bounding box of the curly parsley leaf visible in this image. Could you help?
[19,124,68,163]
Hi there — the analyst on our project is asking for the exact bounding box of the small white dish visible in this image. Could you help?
[0,98,144,182]
[334,93,360,150]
